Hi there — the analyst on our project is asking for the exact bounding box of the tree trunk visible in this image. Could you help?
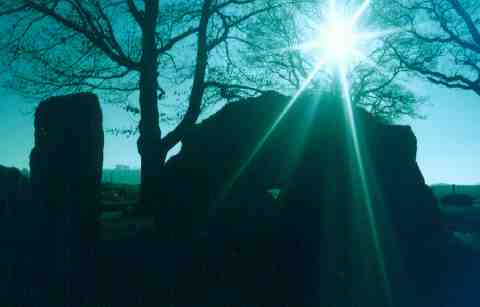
[137,0,163,212]
[137,0,212,214]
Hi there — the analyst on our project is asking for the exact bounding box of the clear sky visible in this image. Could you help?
[0,81,478,185]
[401,82,479,185]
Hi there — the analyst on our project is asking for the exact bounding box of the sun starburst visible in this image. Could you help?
[293,1,399,304]
[322,18,358,63]
[221,6,401,303]
[293,0,401,77]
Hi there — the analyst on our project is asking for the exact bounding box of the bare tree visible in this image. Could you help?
[372,0,480,95]
[0,0,429,212]
[0,0,304,209]
[232,2,424,121]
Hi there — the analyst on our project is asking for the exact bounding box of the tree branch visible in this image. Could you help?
[162,0,213,150]
[24,0,140,70]
[127,0,143,25]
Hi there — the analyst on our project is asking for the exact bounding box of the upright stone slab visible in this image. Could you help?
[29,93,103,303]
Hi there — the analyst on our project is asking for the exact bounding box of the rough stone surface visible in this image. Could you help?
[159,91,450,307]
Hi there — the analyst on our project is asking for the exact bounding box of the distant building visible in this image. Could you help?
[115,164,131,171]
[102,167,140,185]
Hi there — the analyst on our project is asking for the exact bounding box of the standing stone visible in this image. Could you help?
[0,165,34,303]
[29,93,103,304]
[0,165,31,229]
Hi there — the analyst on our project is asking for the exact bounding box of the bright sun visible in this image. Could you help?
[277,0,402,99]
[321,18,358,64]
[295,0,386,71]
[226,2,403,301]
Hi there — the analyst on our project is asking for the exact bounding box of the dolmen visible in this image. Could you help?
[158,91,450,307]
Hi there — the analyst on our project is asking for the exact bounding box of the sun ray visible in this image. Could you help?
[212,0,401,302]
[351,0,371,26]
[355,27,405,41]
[211,58,327,212]
[338,61,393,306]
[298,0,399,303]
[281,0,402,304]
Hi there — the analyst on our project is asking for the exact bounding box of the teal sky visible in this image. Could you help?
[0,82,478,185]
[401,83,479,185]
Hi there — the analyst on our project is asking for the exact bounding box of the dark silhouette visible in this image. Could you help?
[441,194,475,206]
[157,90,450,306]
[1,90,473,307]
[0,1,313,213]
[29,93,103,305]
[0,165,34,301]
[441,185,475,206]
[0,165,30,220]
[279,98,449,307]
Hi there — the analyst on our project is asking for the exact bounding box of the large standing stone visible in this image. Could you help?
[159,91,450,307]
[29,92,103,304]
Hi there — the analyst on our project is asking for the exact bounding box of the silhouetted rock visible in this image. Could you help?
[0,165,30,221]
[29,92,103,304]
[159,91,450,307]
[0,165,33,302]
[0,165,36,244]
[158,91,306,237]
[279,102,449,307]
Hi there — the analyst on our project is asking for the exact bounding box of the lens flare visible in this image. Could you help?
[322,18,358,63]
[338,62,393,306]
[294,0,401,75]
[213,59,327,211]
[214,1,400,303]
[295,0,399,304]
